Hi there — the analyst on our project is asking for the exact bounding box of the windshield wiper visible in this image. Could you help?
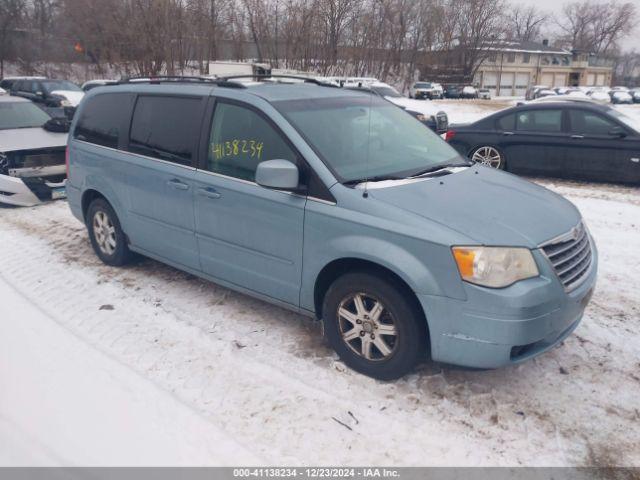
[343,174,405,186]
[408,161,472,178]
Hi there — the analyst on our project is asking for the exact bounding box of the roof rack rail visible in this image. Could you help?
[117,75,247,89]
[218,74,338,88]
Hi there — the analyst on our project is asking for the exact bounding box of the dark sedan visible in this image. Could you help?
[445,100,640,184]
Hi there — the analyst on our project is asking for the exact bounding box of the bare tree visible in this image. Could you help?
[0,0,25,77]
[506,5,548,42]
[557,0,636,53]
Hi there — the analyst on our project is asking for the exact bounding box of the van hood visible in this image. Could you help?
[0,127,68,153]
[51,90,84,106]
[368,167,581,248]
[386,97,441,116]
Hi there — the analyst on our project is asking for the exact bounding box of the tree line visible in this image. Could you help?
[0,0,637,82]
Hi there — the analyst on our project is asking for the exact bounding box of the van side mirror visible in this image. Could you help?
[256,159,299,191]
[609,127,627,138]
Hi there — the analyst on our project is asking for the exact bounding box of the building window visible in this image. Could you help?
[488,52,497,63]
[522,53,530,64]
[507,53,516,63]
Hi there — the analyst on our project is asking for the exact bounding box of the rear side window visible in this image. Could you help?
[74,93,132,149]
[516,109,563,133]
[496,113,515,131]
[129,96,202,166]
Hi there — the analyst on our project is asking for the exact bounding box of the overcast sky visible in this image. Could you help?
[511,0,640,51]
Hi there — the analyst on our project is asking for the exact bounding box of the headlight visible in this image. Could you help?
[59,99,72,107]
[416,114,429,122]
[452,246,539,288]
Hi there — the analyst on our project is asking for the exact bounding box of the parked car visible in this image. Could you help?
[67,77,597,379]
[610,86,629,92]
[409,82,440,100]
[525,85,549,100]
[445,100,640,184]
[0,87,6,96]
[347,82,448,134]
[587,89,611,103]
[536,89,557,99]
[631,89,640,103]
[0,76,46,91]
[0,96,68,206]
[477,89,491,100]
[460,86,478,99]
[81,79,118,91]
[610,90,633,104]
[10,78,84,118]
[443,85,462,99]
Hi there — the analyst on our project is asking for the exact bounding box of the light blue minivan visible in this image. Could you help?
[66,77,597,379]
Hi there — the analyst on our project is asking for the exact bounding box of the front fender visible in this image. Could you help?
[300,204,467,313]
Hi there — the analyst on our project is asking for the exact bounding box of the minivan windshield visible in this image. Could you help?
[275,95,464,183]
[0,101,51,129]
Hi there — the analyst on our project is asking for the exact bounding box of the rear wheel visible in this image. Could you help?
[471,145,504,169]
[86,198,132,266]
[322,272,426,380]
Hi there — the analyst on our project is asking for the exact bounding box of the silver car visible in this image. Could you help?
[0,96,68,206]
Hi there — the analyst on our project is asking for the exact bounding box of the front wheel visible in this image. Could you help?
[322,272,427,380]
[470,145,505,169]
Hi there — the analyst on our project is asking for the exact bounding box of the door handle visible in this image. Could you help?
[502,131,514,136]
[571,135,584,140]
[197,187,221,199]
[166,179,190,190]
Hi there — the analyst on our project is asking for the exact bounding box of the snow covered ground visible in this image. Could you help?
[1,177,639,467]
[1,103,639,467]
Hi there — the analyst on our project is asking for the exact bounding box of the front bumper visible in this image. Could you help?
[0,173,66,207]
[418,244,598,368]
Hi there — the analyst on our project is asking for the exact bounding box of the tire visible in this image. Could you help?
[86,198,132,266]
[322,272,427,380]
[470,145,505,170]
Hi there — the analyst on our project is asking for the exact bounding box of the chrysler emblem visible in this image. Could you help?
[572,224,583,241]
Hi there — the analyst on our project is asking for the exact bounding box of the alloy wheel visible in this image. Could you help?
[337,293,398,361]
[471,146,503,169]
[93,210,117,255]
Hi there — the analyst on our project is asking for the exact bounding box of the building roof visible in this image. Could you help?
[484,40,570,55]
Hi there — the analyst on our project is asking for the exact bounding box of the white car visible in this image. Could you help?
[0,87,6,95]
[409,82,441,100]
[364,82,449,133]
[611,91,633,104]
[587,90,611,103]
[0,96,68,206]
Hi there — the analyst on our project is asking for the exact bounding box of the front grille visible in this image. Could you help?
[542,222,593,291]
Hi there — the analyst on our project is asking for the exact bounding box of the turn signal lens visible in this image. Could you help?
[452,246,539,288]
[445,130,456,141]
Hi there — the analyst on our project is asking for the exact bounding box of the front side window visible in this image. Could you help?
[516,109,563,133]
[0,101,51,130]
[275,95,463,183]
[569,110,618,136]
[206,101,297,182]
[74,93,132,149]
[129,95,202,166]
